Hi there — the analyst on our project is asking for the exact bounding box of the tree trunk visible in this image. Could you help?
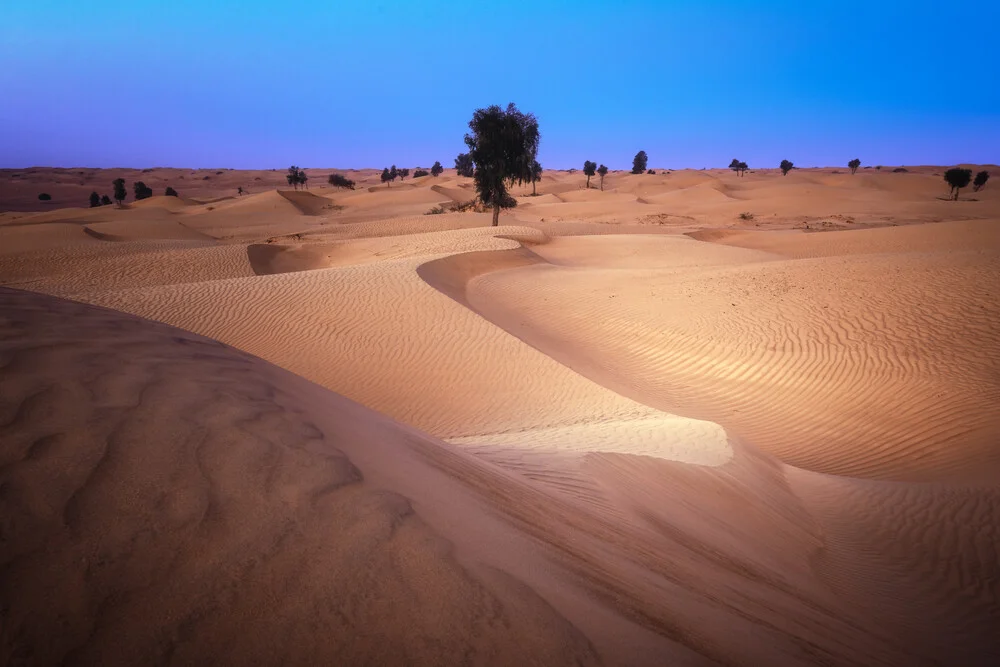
[600,176,604,191]
[532,179,536,196]
[586,175,590,189]
[492,204,500,227]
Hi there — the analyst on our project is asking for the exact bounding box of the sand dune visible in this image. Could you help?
[2,166,1000,665]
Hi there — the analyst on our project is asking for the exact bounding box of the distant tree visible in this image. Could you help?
[297,168,308,189]
[730,158,741,176]
[943,168,972,200]
[165,186,178,197]
[647,169,656,174]
[381,167,392,187]
[89,191,101,207]
[631,150,648,174]
[38,193,51,201]
[464,102,540,226]
[237,186,244,196]
[583,160,597,188]
[780,159,794,176]
[397,167,410,181]
[848,158,861,175]
[455,152,474,177]
[530,160,542,195]
[875,166,882,171]
[287,166,301,190]
[327,173,356,189]
[113,178,127,205]
[431,161,444,177]
[413,169,430,178]
[133,181,153,200]
[389,165,398,184]
[597,164,608,191]
[973,170,990,192]
[101,195,112,206]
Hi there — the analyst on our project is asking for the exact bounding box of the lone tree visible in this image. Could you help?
[89,191,101,208]
[286,166,308,190]
[849,158,861,175]
[780,159,794,176]
[328,173,356,189]
[455,152,474,177]
[583,160,597,188]
[631,150,648,174]
[944,168,972,200]
[381,167,392,187]
[101,195,112,206]
[134,181,153,200]
[464,102,540,226]
[431,161,444,177]
[597,164,608,191]
[530,160,542,195]
[38,193,51,201]
[398,167,410,181]
[165,186,178,197]
[113,178,127,205]
[973,170,990,192]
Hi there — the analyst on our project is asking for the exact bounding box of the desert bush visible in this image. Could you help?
[944,168,972,200]
[215,170,224,175]
[38,193,52,201]
[165,186,178,197]
[133,181,153,200]
[973,171,990,192]
[583,160,597,188]
[141,168,154,173]
[413,169,430,178]
[425,205,446,215]
[738,211,754,221]
[876,166,882,170]
[327,173,356,189]
[431,161,444,177]
[202,175,211,180]
[893,167,908,173]
[101,194,112,206]
[631,150,648,174]
[647,169,656,174]
[89,191,101,207]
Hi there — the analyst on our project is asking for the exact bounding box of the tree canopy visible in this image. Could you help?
[597,164,608,191]
[530,160,542,196]
[973,170,990,192]
[413,169,429,178]
[89,191,101,208]
[464,102,540,226]
[583,160,597,188]
[780,159,794,176]
[286,166,308,190]
[101,195,112,206]
[328,173,356,189]
[944,168,972,200]
[849,158,861,175]
[431,161,444,177]
[380,167,392,187]
[729,159,748,177]
[631,151,648,174]
[165,186,178,197]
[134,181,153,200]
[397,167,410,181]
[113,178,127,205]
[38,193,51,201]
[455,152,474,178]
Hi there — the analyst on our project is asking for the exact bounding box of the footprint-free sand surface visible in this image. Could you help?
[2,166,999,665]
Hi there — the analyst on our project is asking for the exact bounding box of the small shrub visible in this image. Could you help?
[134,181,154,200]
[413,169,430,178]
[203,175,211,180]
[738,211,754,221]
[876,166,882,170]
[892,167,908,173]
[38,193,52,201]
[165,186,178,197]
[327,173,356,189]
[215,170,224,175]
[431,161,444,177]
[647,169,656,174]
[100,195,112,206]
[89,191,101,207]
[141,168,154,173]
[425,205,447,215]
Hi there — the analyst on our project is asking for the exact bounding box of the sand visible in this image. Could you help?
[2,166,999,666]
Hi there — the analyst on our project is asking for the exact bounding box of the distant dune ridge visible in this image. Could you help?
[1,166,999,665]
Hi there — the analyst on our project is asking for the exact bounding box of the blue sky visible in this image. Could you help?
[2,0,997,169]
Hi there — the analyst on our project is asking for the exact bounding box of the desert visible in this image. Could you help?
[2,160,999,666]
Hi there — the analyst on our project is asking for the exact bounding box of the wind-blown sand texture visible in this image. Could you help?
[2,166,999,666]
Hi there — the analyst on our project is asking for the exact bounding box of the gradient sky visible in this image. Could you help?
[2,0,997,170]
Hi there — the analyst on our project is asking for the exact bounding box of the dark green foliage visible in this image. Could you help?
[730,159,748,177]
[38,193,52,201]
[133,181,153,200]
[583,160,597,188]
[89,191,101,207]
[973,171,989,192]
[398,167,409,181]
[381,168,392,187]
[286,166,308,190]
[413,169,430,178]
[389,165,398,183]
[113,178,127,205]
[944,168,972,200]
[431,161,444,177]
[464,102,540,226]
[631,151,648,174]
[327,173,356,189]
[101,195,112,206]
[647,169,656,174]
[165,186,178,197]
[455,152,474,178]
[530,160,542,195]
[848,158,861,175]
[597,164,608,191]
[780,159,794,175]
